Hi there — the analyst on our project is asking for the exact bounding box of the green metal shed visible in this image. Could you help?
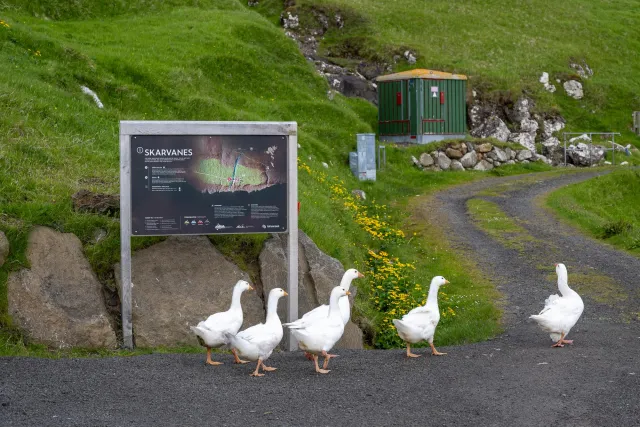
[376,69,467,144]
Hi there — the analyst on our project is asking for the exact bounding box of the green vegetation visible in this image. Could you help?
[2,0,637,356]
[288,0,640,148]
[546,170,640,255]
[467,198,538,252]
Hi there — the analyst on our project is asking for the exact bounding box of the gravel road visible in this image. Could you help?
[2,170,639,427]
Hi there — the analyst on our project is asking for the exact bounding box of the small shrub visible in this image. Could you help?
[599,219,633,239]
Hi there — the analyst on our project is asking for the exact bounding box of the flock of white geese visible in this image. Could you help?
[191,263,584,376]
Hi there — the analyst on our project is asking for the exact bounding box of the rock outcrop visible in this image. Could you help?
[563,80,584,99]
[8,226,117,349]
[115,236,265,347]
[260,232,363,349]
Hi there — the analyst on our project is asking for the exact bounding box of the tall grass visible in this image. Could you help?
[546,169,640,255]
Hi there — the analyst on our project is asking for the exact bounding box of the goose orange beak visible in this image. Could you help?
[283,291,289,296]
[444,280,450,284]
[357,272,365,278]
[248,285,254,291]
[346,291,352,296]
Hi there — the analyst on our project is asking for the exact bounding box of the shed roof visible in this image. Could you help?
[376,69,467,82]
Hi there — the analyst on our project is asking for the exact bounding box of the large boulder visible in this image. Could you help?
[419,152,434,167]
[547,145,567,166]
[445,147,463,159]
[487,147,508,162]
[0,231,8,267]
[505,147,516,160]
[8,227,117,349]
[542,117,565,139]
[563,80,584,99]
[260,232,363,349]
[570,61,593,79]
[473,160,493,171]
[509,132,536,151]
[470,115,510,142]
[516,149,534,162]
[519,118,539,134]
[539,72,556,92]
[567,143,605,166]
[435,152,451,170]
[476,143,493,153]
[460,151,478,168]
[542,137,561,156]
[115,236,265,347]
[450,160,465,171]
[508,97,533,122]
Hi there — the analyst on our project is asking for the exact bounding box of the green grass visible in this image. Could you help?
[467,198,539,252]
[546,169,640,255]
[287,0,640,148]
[2,0,633,355]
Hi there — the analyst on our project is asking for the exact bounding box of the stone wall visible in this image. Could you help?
[411,141,542,172]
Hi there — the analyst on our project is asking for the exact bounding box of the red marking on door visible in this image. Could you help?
[396,92,402,105]
[440,91,445,104]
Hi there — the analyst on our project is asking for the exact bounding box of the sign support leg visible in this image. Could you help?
[287,132,299,351]
[119,133,134,349]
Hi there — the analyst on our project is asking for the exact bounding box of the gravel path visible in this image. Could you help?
[2,170,639,426]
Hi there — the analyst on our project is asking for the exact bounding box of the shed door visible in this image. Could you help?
[422,80,446,135]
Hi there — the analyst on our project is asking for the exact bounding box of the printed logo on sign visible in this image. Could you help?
[137,147,144,154]
[266,225,279,229]
[215,223,227,230]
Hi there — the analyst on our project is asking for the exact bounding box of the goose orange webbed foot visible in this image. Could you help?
[205,348,223,365]
[232,349,250,364]
[405,343,421,358]
[429,342,447,356]
[313,354,331,374]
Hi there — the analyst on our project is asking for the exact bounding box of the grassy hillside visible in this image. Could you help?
[547,169,640,256]
[0,0,519,355]
[3,0,634,356]
[284,0,640,148]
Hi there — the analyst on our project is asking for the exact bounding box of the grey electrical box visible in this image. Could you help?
[350,133,376,181]
[634,111,640,136]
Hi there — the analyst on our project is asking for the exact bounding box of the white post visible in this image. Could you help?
[287,128,299,351]
[119,131,133,349]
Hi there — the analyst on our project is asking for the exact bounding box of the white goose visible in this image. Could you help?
[392,276,449,358]
[190,280,253,365]
[288,286,351,374]
[226,288,288,377]
[283,268,364,328]
[530,263,584,347]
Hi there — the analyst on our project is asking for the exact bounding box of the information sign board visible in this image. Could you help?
[120,122,298,350]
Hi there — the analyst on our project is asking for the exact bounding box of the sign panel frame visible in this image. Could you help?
[120,121,298,350]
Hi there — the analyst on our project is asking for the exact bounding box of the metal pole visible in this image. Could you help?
[383,146,387,169]
[287,127,299,351]
[589,133,592,166]
[564,133,567,166]
[612,133,615,166]
[119,130,134,349]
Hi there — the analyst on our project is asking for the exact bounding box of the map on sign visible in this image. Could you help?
[130,135,288,236]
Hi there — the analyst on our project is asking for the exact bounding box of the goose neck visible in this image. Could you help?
[266,294,281,323]
[229,286,244,311]
[328,293,342,318]
[425,284,440,308]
